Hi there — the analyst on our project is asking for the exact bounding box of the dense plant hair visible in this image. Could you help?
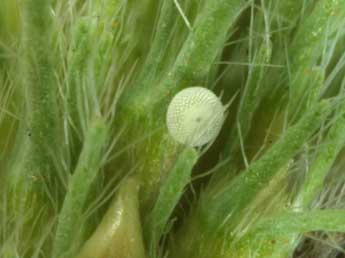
[1,0,345,258]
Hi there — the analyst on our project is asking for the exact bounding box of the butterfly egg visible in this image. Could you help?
[166,87,225,147]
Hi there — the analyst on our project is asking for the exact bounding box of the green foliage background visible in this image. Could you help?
[1,0,345,258]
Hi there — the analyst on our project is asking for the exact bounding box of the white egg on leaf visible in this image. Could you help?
[166,87,225,147]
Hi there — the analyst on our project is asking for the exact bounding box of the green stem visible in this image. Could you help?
[8,0,61,210]
[301,114,345,207]
[3,0,62,253]
[123,0,250,116]
[23,0,59,149]
[203,100,331,231]
[231,209,345,258]
[52,118,107,258]
[145,147,199,257]
[136,0,178,86]
[288,0,345,115]
[251,209,345,239]
[66,19,95,165]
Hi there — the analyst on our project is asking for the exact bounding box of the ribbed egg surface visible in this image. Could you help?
[166,87,225,147]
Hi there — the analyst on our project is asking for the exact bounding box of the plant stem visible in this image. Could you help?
[203,100,332,231]
[123,0,250,116]
[251,209,345,238]
[301,114,345,207]
[145,147,199,257]
[8,0,61,210]
[52,118,107,258]
[288,0,345,115]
